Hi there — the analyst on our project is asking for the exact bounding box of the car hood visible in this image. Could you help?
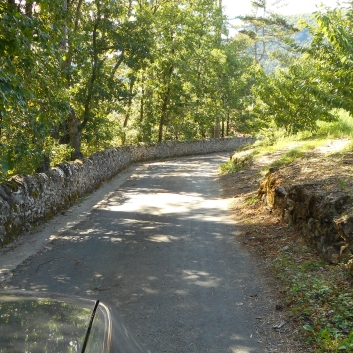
[0,291,150,353]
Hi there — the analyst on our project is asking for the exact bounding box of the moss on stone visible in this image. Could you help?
[45,210,54,220]
[4,180,19,192]
[3,219,20,245]
[4,219,14,232]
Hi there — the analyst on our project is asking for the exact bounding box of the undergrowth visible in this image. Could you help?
[219,152,255,174]
[316,110,353,138]
[273,246,353,352]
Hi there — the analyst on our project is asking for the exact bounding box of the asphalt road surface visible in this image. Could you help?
[0,153,274,353]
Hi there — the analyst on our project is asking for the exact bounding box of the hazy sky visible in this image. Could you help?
[223,0,344,18]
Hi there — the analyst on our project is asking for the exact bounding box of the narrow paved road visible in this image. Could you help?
[1,153,273,353]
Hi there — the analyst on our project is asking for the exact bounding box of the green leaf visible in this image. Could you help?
[303,324,315,333]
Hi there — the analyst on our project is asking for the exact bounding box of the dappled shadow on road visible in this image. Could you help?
[1,153,273,353]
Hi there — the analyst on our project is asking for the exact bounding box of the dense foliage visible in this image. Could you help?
[0,0,256,180]
[0,0,351,181]
[308,6,353,116]
[246,3,353,138]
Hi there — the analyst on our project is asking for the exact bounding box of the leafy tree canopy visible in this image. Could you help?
[1,0,352,182]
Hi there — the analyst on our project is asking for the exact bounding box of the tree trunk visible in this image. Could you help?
[158,62,174,142]
[140,87,145,124]
[137,84,145,143]
[221,115,225,138]
[57,0,84,159]
[68,107,83,160]
[123,77,135,128]
[158,85,171,142]
[226,109,230,136]
[213,123,220,138]
[110,51,124,81]
[0,113,2,138]
[81,1,101,130]
[25,1,33,17]
[7,0,16,8]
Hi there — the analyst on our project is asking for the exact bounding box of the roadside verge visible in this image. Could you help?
[217,139,353,352]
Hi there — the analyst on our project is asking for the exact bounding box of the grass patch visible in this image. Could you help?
[220,110,353,175]
[268,147,306,168]
[316,110,353,138]
[219,159,245,174]
[244,194,258,205]
[219,152,255,174]
[263,141,323,171]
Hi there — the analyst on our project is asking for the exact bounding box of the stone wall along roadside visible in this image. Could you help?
[258,168,353,269]
[0,137,254,246]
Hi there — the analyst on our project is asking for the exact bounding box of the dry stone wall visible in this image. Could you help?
[258,168,353,266]
[0,137,253,246]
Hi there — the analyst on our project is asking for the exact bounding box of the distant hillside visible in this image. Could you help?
[288,12,316,44]
[261,12,315,72]
[293,28,310,44]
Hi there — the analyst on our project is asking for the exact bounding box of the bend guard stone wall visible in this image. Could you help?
[0,137,253,245]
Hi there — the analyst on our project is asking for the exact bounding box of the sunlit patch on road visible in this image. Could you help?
[182,269,221,288]
[147,235,178,243]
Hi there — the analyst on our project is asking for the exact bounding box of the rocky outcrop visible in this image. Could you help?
[0,137,253,246]
[258,168,353,265]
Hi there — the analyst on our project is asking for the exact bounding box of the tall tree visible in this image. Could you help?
[0,0,256,181]
[251,58,336,134]
[305,6,353,116]
[126,0,230,143]
[238,0,298,63]
[0,0,68,177]
[60,0,152,156]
